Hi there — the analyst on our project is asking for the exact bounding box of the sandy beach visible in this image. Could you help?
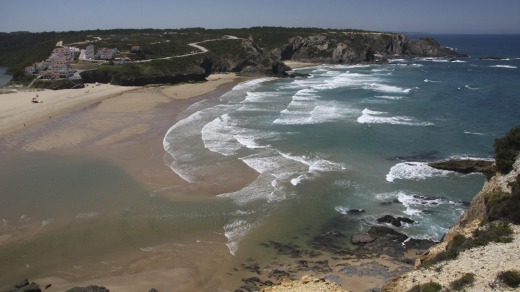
[0,73,263,291]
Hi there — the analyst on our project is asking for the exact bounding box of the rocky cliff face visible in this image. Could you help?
[79,32,465,86]
[280,32,465,64]
[383,156,520,291]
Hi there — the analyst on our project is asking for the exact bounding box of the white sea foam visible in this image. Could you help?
[201,114,243,156]
[490,65,517,69]
[465,85,480,90]
[464,130,486,136]
[41,219,54,227]
[232,77,278,91]
[375,191,451,219]
[415,57,450,63]
[357,108,433,126]
[445,154,494,162]
[424,79,441,83]
[375,95,405,100]
[224,219,258,255]
[389,59,408,63]
[76,212,100,219]
[242,91,282,103]
[365,83,411,94]
[386,162,452,182]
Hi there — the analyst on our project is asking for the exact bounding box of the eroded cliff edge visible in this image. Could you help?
[80,31,465,86]
[280,32,464,64]
[384,129,520,292]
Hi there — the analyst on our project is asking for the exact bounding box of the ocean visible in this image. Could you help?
[163,34,520,256]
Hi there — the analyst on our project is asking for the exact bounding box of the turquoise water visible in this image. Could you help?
[164,35,520,255]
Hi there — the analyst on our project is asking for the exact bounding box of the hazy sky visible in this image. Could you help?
[2,0,519,34]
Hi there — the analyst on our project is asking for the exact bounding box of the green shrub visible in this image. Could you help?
[494,125,520,174]
[484,178,520,224]
[497,270,520,288]
[408,281,442,292]
[422,223,513,267]
[468,222,513,247]
[449,273,475,290]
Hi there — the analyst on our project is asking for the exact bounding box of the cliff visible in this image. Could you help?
[383,155,520,291]
[280,32,465,64]
[76,30,464,87]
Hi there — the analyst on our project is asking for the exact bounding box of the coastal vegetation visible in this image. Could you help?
[408,281,442,292]
[496,270,520,288]
[448,273,475,290]
[422,222,513,267]
[494,125,520,174]
[1,27,464,88]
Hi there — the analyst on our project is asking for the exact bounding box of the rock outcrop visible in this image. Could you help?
[280,32,465,64]
[383,155,520,292]
[260,275,346,292]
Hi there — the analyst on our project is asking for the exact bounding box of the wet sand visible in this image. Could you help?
[0,74,262,291]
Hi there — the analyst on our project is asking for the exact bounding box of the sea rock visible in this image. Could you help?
[377,215,402,227]
[345,209,366,215]
[377,215,415,227]
[406,37,467,58]
[5,279,41,292]
[351,233,376,244]
[281,33,464,64]
[397,216,416,225]
[65,286,110,292]
[428,159,495,178]
[479,56,507,60]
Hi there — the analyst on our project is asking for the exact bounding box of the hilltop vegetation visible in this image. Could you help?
[0,27,464,87]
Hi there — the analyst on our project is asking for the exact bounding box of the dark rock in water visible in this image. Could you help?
[367,226,408,242]
[312,260,333,273]
[390,150,439,161]
[397,217,416,225]
[428,159,495,176]
[267,240,303,258]
[242,262,262,275]
[351,233,376,244]
[65,286,110,292]
[404,238,437,250]
[14,279,30,289]
[345,209,365,215]
[240,285,260,292]
[287,72,310,78]
[480,56,507,60]
[361,226,410,258]
[377,215,402,227]
[262,280,274,286]
[242,277,261,285]
[377,215,416,227]
[148,289,158,292]
[268,269,291,280]
[44,284,52,290]
[6,279,41,292]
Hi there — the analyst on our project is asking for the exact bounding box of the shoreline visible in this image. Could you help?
[0,72,438,292]
[0,73,263,291]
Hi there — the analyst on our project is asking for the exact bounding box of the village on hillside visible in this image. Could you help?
[24,37,144,81]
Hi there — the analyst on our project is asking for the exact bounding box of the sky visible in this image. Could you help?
[1,0,520,34]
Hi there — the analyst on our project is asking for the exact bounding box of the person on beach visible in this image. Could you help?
[32,94,42,103]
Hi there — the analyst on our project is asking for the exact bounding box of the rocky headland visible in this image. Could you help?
[79,31,464,87]
[384,155,520,291]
